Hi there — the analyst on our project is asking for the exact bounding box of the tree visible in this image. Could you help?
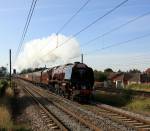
[20,67,47,74]
[0,67,7,77]
[20,68,33,74]
[117,69,122,73]
[94,70,107,82]
[128,69,141,73]
[104,68,113,73]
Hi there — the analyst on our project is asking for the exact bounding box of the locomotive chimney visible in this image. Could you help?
[81,53,83,63]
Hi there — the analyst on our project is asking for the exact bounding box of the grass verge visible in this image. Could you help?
[93,90,150,116]
[0,87,13,130]
[126,98,150,115]
[93,91,132,107]
[126,83,150,92]
[0,80,31,130]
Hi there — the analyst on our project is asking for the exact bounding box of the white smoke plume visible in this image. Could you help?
[14,34,81,71]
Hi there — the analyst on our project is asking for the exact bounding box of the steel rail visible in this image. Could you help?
[23,86,68,131]
[26,85,102,131]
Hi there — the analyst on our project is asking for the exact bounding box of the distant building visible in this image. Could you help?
[108,73,125,88]
[145,68,150,74]
[108,72,141,88]
[141,74,150,83]
[142,68,150,83]
[127,73,141,85]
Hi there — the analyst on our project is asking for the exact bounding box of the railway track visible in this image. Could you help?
[22,83,101,131]
[86,104,150,131]
[23,86,68,131]
[18,79,150,130]
[95,87,150,98]
[42,88,150,131]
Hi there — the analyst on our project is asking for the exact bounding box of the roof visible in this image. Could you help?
[145,68,150,74]
[108,72,141,82]
[113,74,124,81]
[126,73,140,82]
[108,72,124,80]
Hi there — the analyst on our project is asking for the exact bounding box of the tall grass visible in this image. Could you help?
[0,79,13,130]
[126,83,150,92]
[0,87,13,130]
[0,106,12,129]
[93,91,150,115]
[0,80,30,130]
[126,98,150,114]
[0,80,8,96]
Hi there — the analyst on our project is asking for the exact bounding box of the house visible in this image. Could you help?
[141,74,150,83]
[108,72,141,88]
[145,68,150,74]
[141,68,150,83]
[127,73,141,85]
[108,73,125,88]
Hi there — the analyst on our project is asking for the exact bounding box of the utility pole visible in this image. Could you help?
[9,49,12,87]
[56,33,58,48]
[81,53,83,63]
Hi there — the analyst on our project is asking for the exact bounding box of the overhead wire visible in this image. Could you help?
[14,0,38,63]
[81,10,150,47]
[42,0,129,58]
[85,32,150,55]
[67,32,150,61]
[38,0,91,52]
[56,0,91,34]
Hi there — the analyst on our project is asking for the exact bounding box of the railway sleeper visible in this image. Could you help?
[107,113,119,116]
[135,125,150,131]
[51,126,59,129]
[42,115,47,118]
[135,125,150,128]
[115,116,128,119]
[139,125,150,129]
[140,127,150,130]
[133,123,146,126]
[125,120,139,123]
[121,118,132,121]
[45,119,53,123]
[47,123,56,127]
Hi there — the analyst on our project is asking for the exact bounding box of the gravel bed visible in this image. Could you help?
[26,86,91,131]
[31,87,135,131]
[56,99,135,131]
[18,80,141,130]
[98,103,150,120]
[15,86,50,131]
[29,87,135,131]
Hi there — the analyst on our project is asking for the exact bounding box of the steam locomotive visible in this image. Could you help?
[19,62,94,101]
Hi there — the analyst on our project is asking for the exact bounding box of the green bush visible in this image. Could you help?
[93,91,132,107]
[0,80,8,96]
[94,70,107,82]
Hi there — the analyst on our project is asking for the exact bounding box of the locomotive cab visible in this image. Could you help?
[71,62,94,99]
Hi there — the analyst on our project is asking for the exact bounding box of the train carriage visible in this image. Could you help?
[32,71,41,85]
[41,69,49,86]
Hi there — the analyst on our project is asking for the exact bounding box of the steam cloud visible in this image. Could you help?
[14,34,81,71]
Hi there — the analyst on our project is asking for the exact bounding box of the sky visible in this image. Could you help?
[0,0,150,72]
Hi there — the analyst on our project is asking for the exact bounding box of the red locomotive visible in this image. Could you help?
[19,62,94,101]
